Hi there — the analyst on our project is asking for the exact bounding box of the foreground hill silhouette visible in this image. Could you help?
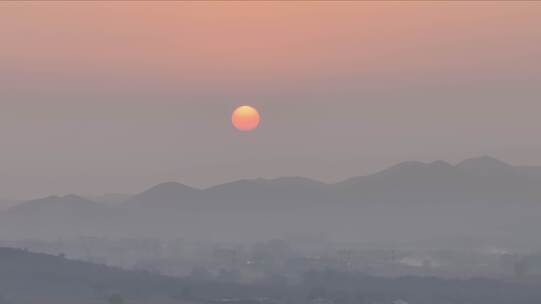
[0,247,184,301]
[2,156,541,243]
[2,247,541,304]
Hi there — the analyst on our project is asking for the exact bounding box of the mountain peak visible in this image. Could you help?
[381,161,426,172]
[267,176,326,185]
[62,194,88,201]
[144,182,199,192]
[374,160,450,176]
[429,160,453,168]
[456,156,512,170]
[126,181,201,208]
[133,181,200,199]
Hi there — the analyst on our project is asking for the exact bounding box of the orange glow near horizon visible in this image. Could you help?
[232,105,260,132]
[3,2,540,92]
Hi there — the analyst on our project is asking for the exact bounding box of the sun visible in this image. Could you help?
[232,105,260,131]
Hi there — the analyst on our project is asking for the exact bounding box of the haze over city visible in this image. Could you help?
[1,2,541,304]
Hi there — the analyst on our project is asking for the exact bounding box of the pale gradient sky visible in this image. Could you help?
[1,2,540,198]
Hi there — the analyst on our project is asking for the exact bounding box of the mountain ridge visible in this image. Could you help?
[6,156,541,212]
[3,156,541,241]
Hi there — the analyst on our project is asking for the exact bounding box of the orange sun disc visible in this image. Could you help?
[232,105,260,131]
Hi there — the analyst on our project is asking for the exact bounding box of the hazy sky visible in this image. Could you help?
[1,2,540,198]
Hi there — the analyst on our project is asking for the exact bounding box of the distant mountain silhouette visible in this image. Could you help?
[126,181,201,208]
[6,156,541,212]
[457,155,513,169]
[0,195,108,239]
[86,192,132,204]
[119,156,541,208]
[123,177,330,210]
[2,156,541,241]
[334,156,541,204]
[202,177,331,210]
[6,194,104,217]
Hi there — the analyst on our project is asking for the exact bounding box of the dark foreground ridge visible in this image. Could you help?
[1,247,541,304]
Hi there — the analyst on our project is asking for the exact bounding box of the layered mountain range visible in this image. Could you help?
[2,156,540,243]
